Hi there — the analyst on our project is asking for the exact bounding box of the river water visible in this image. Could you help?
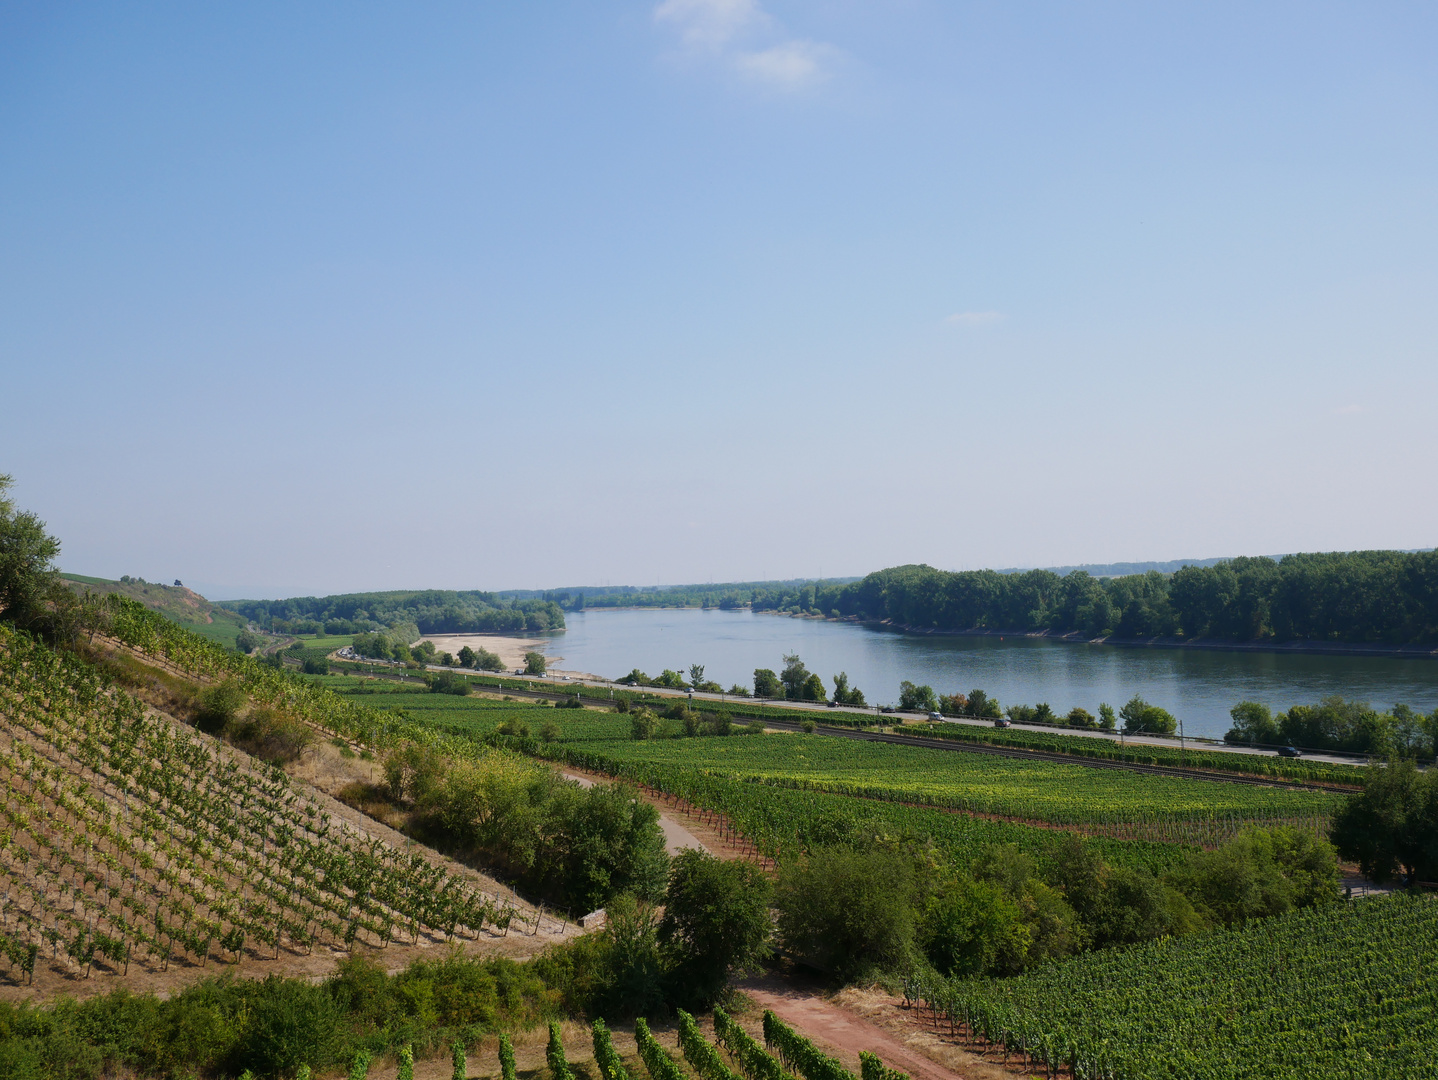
[537,608,1438,741]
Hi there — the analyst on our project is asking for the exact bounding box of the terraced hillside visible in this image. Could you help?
[0,625,556,994]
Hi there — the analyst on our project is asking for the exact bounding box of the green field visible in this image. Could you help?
[337,686,1338,831]
[553,729,1340,828]
[288,633,356,652]
[911,892,1438,1080]
[333,685,1336,860]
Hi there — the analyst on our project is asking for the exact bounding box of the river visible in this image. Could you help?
[536,608,1438,741]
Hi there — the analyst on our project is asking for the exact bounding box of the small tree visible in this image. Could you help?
[1119,695,1177,735]
[457,645,478,668]
[660,849,773,1009]
[779,654,811,700]
[1330,758,1438,885]
[1097,703,1117,731]
[631,710,659,740]
[965,689,1001,718]
[752,668,782,698]
[898,681,938,713]
[525,651,547,675]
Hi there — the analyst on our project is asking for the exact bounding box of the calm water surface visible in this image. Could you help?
[538,609,1438,741]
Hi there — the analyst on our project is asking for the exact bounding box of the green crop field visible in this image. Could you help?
[288,633,356,652]
[909,892,1438,1080]
[556,732,1341,828]
[337,686,1338,848]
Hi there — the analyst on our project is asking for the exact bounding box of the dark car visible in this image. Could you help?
[880,706,896,714]
[994,718,1011,729]
[1277,746,1302,758]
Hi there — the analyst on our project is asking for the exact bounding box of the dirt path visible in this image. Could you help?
[739,976,1030,1080]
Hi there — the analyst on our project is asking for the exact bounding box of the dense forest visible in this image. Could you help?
[812,551,1438,645]
[226,589,565,636]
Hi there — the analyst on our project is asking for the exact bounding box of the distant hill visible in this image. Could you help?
[59,573,250,647]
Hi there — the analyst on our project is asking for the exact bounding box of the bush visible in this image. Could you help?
[524,651,547,675]
[194,679,247,735]
[659,851,772,1009]
[425,671,471,696]
[775,846,924,980]
[301,657,330,675]
[231,976,342,1078]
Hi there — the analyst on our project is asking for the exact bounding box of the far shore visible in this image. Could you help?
[567,606,1438,661]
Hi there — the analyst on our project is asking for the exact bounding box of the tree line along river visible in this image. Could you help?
[534,608,1438,742]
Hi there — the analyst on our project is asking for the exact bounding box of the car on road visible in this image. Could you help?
[1277,745,1302,758]
[928,711,943,721]
[879,706,896,714]
[994,718,1011,728]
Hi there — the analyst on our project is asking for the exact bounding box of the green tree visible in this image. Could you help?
[964,689,1001,718]
[457,645,477,668]
[1225,701,1280,745]
[1065,707,1096,729]
[1097,702,1117,731]
[659,850,772,1008]
[525,651,547,675]
[920,875,1028,978]
[1119,694,1177,735]
[688,663,705,688]
[775,846,924,980]
[1330,758,1438,886]
[833,672,866,706]
[938,692,968,717]
[752,668,782,698]
[800,672,827,703]
[630,710,659,741]
[898,681,938,713]
[779,654,812,700]
[1169,827,1339,925]
[0,474,62,629]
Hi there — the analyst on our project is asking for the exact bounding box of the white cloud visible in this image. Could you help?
[654,0,838,90]
[946,311,1005,325]
[653,0,766,49]
[734,41,833,89]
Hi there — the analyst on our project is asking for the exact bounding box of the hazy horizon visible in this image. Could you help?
[6,3,1436,596]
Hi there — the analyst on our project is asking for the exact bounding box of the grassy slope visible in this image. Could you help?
[59,573,250,648]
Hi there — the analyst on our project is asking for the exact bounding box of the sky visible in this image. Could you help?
[2,2,1435,600]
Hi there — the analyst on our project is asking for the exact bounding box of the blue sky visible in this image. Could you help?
[2,1,1434,599]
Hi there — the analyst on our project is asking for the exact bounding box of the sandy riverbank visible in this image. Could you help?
[414,633,600,679]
